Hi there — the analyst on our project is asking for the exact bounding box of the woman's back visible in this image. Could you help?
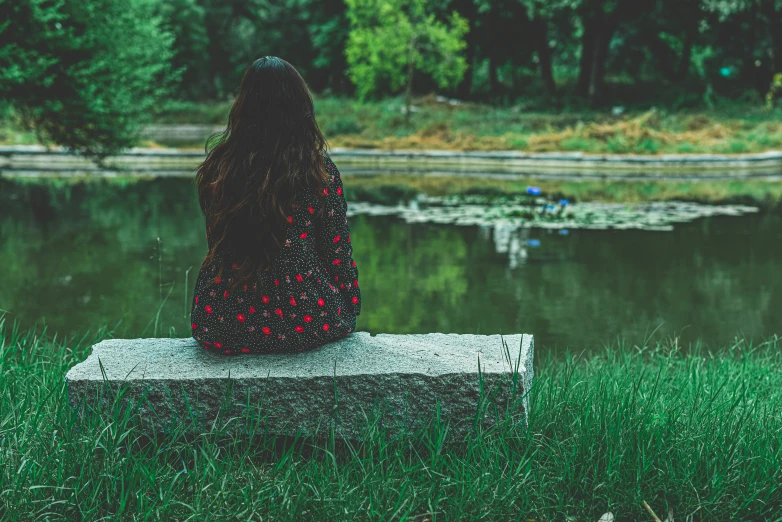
[189,57,361,355]
[191,154,360,355]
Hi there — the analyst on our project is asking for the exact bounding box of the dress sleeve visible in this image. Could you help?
[317,155,361,316]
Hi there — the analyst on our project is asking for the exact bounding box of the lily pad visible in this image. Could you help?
[346,194,759,231]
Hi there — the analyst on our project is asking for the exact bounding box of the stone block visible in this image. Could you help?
[65,332,534,442]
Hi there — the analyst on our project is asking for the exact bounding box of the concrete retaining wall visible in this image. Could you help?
[65,332,534,442]
[2,145,781,178]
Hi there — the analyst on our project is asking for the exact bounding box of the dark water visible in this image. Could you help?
[1,177,780,353]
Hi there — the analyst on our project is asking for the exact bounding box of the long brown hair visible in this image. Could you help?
[195,56,329,293]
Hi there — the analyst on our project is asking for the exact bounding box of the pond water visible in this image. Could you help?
[1,177,780,354]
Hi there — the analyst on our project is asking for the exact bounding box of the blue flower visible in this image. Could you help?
[526,186,541,196]
[526,239,541,247]
[559,229,569,236]
[559,199,569,206]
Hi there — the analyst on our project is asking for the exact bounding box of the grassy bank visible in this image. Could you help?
[6,172,782,212]
[155,96,782,155]
[5,97,782,155]
[2,316,781,520]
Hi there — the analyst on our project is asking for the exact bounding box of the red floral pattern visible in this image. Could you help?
[190,154,361,355]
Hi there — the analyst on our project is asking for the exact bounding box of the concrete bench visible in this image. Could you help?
[65,332,534,442]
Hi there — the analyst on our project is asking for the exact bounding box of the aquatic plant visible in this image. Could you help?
[347,195,759,231]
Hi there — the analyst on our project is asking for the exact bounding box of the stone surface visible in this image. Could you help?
[65,332,534,441]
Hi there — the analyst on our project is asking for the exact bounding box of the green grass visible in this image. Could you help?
[2,315,781,520]
[149,96,782,155]
[0,122,39,146]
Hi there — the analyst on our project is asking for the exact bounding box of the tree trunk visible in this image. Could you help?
[405,40,415,125]
[577,18,597,96]
[456,0,477,98]
[761,0,782,72]
[487,55,498,96]
[587,6,622,103]
[485,5,499,97]
[589,25,609,101]
[674,30,694,82]
[577,0,628,101]
[458,33,475,98]
[532,17,556,94]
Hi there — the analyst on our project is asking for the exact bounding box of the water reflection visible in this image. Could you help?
[492,224,532,268]
[1,177,780,354]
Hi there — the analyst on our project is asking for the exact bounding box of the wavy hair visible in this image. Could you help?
[195,56,329,293]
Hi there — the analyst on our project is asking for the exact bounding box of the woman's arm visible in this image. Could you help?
[317,155,361,316]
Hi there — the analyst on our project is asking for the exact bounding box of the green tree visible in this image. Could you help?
[517,0,574,95]
[154,0,209,100]
[345,0,469,122]
[305,0,352,92]
[570,0,636,101]
[0,0,177,159]
[468,0,533,99]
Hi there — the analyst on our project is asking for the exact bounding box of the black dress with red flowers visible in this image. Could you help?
[190,155,361,355]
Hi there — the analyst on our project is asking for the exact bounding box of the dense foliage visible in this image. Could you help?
[3,0,782,153]
[148,0,782,106]
[0,0,178,158]
[345,0,469,120]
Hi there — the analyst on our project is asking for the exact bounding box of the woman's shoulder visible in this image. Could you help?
[320,150,339,174]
